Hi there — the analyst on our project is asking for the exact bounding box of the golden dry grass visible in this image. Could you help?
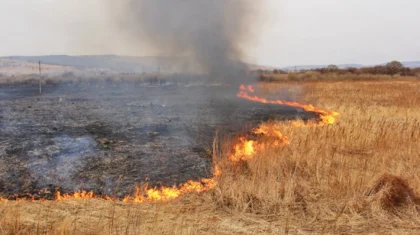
[212,79,420,234]
[1,79,420,234]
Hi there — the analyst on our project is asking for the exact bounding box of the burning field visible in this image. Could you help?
[1,78,420,234]
[0,81,332,202]
[0,81,320,201]
[1,0,420,233]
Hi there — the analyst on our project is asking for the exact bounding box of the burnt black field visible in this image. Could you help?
[0,81,316,199]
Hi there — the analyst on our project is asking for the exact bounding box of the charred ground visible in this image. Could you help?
[0,81,316,199]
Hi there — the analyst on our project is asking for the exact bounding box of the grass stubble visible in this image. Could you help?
[1,79,420,234]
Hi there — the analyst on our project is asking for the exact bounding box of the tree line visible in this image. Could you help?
[257,61,420,77]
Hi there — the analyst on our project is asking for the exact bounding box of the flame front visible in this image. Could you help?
[123,178,217,203]
[0,84,339,203]
[229,84,339,162]
[50,176,218,203]
[238,84,339,125]
[56,190,95,201]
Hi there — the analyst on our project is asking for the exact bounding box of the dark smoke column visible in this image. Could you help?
[121,0,261,84]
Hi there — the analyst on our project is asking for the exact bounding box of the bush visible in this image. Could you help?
[327,64,339,72]
[385,61,404,75]
[288,72,300,81]
[413,68,420,77]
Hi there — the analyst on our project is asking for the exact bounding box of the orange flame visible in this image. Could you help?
[229,137,256,162]
[49,165,221,203]
[122,178,217,203]
[237,85,339,125]
[229,122,291,162]
[56,190,96,201]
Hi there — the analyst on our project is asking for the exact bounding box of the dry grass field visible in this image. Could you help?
[1,79,420,234]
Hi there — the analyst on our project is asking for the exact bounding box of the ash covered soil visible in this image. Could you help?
[0,82,315,199]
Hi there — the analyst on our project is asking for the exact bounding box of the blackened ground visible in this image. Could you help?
[0,82,316,199]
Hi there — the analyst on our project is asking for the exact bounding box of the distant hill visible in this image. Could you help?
[0,57,120,77]
[0,58,76,76]
[1,55,419,76]
[400,61,420,68]
[6,55,182,74]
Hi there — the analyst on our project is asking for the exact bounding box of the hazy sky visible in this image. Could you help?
[0,0,419,67]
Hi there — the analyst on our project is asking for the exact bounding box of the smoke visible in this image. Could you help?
[115,0,263,83]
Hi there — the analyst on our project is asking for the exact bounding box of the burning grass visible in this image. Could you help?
[1,79,420,234]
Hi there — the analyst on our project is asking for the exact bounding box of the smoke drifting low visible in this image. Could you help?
[118,0,262,83]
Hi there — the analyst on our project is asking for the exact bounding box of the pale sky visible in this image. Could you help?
[0,0,419,67]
